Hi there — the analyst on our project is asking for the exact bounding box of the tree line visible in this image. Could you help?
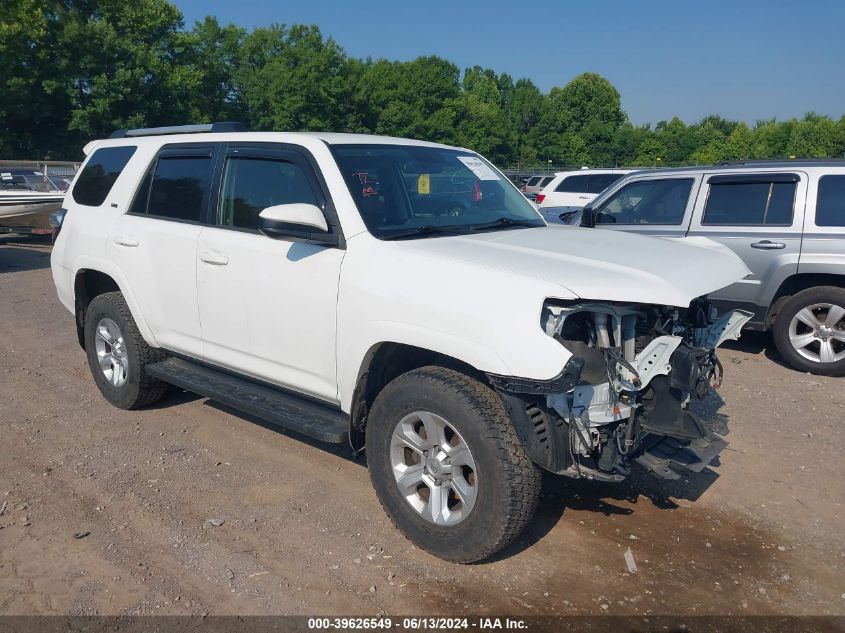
[3,0,844,167]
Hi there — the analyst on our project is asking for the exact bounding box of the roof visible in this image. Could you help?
[85,130,463,155]
[621,160,845,178]
[553,168,635,176]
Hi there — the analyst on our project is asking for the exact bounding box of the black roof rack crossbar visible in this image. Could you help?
[109,121,247,139]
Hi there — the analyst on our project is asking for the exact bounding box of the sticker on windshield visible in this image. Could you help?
[456,156,500,181]
[417,174,430,195]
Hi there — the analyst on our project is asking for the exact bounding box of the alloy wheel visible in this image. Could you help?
[94,317,129,387]
[389,411,478,526]
[788,303,845,364]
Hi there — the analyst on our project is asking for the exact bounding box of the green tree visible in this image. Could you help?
[0,0,52,157]
[1,0,196,158]
[786,113,839,158]
[688,118,728,164]
[236,24,349,131]
[2,1,845,165]
[655,117,695,164]
[634,135,667,166]
[350,56,460,141]
[533,72,625,165]
[183,16,246,123]
[750,119,791,158]
[723,122,753,160]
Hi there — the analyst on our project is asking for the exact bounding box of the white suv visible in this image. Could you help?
[51,124,751,562]
[536,168,633,222]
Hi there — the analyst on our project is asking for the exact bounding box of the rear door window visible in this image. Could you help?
[595,178,694,225]
[703,178,797,226]
[555,174,589,193]
[815,175,845,227]
[131,148,215,223]
[72,146,137,207]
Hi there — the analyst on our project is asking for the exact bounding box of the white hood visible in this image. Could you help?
[403,225,751,308]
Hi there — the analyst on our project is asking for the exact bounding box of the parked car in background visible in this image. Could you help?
[579,160,845,375]
[521,174,555,200]
[536,168,633,224]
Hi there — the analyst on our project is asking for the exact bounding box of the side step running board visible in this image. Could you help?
[147,358,349,444]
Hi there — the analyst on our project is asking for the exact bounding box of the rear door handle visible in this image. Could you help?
[199,249,229,266]
[751,240,786,250]
[113,236,139,247]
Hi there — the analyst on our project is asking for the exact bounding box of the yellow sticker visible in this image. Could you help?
[418,173,430,195]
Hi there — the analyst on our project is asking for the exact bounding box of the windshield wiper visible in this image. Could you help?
[467,217,543,232]
[379,225,472,241]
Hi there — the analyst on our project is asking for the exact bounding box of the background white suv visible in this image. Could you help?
[537,168,633,223]
[51,124,751,562]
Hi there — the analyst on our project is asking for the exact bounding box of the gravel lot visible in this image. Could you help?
[1,236,843,616]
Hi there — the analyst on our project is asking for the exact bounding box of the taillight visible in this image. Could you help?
[535,194,545,204]
[474,180,482,203]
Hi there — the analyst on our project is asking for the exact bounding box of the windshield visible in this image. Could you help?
[333,145,544,239]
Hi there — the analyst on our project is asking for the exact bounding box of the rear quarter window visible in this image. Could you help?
[815,175,845,227]
[587,173,624,194]
[72,146,137,207]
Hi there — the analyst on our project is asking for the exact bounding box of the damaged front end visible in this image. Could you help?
[489,298,752,482]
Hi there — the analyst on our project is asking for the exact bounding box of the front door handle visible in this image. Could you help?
[113,236,139,248]
[199,250,229,266]
[751,240,786,250]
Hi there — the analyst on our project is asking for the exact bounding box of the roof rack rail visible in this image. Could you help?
[716,158,845,166]
[109,121,247,139]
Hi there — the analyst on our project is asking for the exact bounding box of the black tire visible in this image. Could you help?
[366,366,541,563]
[84,291,168,409]
[772,286,845,376]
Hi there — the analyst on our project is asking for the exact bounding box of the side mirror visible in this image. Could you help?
[258,203,338,245]
[580,206,595,228]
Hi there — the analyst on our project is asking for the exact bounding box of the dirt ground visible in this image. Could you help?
[1,236,843,617]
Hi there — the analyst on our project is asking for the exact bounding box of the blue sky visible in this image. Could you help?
[172,0,845,126]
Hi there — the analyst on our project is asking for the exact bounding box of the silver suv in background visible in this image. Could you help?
[521,174,554,200]
[580,160,845,375]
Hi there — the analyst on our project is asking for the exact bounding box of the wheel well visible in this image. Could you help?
[348,343,489,450]
[767,273,845,328]
[73,270,120,348]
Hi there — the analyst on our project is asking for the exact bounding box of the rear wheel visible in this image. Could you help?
[84,292,168,408]
[366,366,541,563]
[773,286,845,376]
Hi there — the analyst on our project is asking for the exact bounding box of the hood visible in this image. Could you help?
[402,225,751,308]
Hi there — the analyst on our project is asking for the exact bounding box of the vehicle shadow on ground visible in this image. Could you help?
[0,242,52,273]
[185,387,729,563]
[203,399,360,462]
[720,329,792,367]
[488,464,721,562]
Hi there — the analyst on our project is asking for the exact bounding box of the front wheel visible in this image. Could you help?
[772,286,845,376]
[366,366,541,563]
